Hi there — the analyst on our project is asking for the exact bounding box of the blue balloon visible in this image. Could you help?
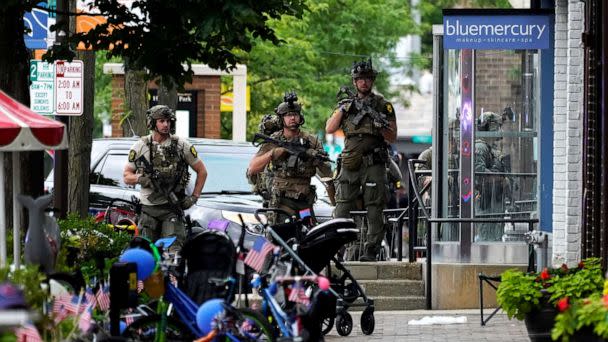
[119,321,127,334]
[196,299,226,335]
[119,248,156,280]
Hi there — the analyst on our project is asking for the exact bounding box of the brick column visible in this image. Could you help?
[552,0,584,266]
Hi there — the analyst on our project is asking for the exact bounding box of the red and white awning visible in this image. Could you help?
[0,90,67,151]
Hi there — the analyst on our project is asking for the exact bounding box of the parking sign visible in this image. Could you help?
[29,60,55,114]
[55,60,83,115]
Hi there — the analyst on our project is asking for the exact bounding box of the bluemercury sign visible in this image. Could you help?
[443,12,551,50]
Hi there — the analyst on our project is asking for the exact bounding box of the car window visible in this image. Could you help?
[91,153,127,187]
[193,153,253,193]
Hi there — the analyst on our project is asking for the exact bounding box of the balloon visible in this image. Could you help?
[119,321,127,334]
[196,299,226,335]
[119,248,156,280]
[317,276,330,291]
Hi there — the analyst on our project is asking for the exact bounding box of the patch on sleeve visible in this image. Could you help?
[128,150,136,162]
[190,146,198,158]
[386,103,394,113]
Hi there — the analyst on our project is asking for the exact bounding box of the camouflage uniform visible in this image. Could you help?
[248,114,282,206]
[333,92,396,260]
[474,112,507,242]
[255,130,332,224]
[127,134,200,250]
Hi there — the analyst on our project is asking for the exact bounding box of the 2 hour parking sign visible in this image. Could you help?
[55,60,83,115]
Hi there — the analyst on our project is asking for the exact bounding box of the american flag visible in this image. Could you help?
[288,285,310,305]
[14,323,42,342]
[52,294,82,321]
[244,236,275,273]
[96,286,111,311]
[84,288,96,310]
[78,305,93,333]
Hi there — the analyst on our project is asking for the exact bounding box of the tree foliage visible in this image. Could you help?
[44,0,306,88]
[241,0,416,137]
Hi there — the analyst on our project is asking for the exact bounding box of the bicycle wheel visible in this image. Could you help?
[121,314,194,341]
[232,308,274,341]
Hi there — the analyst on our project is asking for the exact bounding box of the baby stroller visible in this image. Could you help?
[179,228,237,305]
[257,208,376,336]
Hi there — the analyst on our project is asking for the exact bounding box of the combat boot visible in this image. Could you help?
[358,245,377,262]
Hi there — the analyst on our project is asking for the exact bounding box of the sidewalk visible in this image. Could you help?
[325,309,530,341]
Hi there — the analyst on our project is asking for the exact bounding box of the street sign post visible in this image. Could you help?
[54,60,83,116]
[29,60,55,115]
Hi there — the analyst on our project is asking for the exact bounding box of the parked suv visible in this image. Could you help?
[45,138,334,247]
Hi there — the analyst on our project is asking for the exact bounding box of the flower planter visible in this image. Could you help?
[524,304,558,342]
[572,326,606,342]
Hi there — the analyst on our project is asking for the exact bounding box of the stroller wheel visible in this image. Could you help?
[360,306,375,335]
[336,312,353,336]
[321,315,334,335]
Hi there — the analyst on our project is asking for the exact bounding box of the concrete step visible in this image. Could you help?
[331,261,423,280]
[235,293,427,312]
[358,279,424,297]
[348,296,426,311]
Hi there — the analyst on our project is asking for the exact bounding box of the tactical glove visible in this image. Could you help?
[138,175,153,188]
[181,195,198,210]
[271,147,289,161]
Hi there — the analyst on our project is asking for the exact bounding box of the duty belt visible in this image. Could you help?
[362,147,388,166]
[345,133,379,139]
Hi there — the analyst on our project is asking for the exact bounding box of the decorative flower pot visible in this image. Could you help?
[524,303,558,342]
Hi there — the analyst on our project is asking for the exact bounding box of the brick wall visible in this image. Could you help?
[109,75,221,138]
[552,0,584,266]
[475,50,522,114]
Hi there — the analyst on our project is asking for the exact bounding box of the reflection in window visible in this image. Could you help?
[440,49,539,243]
[91,154,126,187]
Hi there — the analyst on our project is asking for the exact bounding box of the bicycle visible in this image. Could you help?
[120,236,274,341]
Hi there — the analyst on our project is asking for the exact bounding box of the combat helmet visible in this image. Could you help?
[258,114,282,135]
[146,105,176,134]
[274,91,305,127]
[351,58,378,79]
[477,111,502,132]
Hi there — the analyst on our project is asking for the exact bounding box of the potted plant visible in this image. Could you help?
[497,258,604,342]
[552,279,608,342]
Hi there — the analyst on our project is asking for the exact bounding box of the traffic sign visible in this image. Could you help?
[55,60,83,115]
[29,60,54,114]
[24,2,49,49]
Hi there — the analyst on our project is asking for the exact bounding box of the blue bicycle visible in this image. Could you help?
[120,234,273,341]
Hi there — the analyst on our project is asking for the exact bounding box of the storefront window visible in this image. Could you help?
[441,49,539,242]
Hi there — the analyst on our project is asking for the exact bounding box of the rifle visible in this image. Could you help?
[252,133,333,166]
[135,155,192,230]
[336,86,393,131]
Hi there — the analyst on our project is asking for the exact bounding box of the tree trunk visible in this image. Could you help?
[0,4,44,230]
[123,67,148,136]
[68,50,94,217]
[158,77,178,109]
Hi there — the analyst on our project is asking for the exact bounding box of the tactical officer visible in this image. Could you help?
[123,105,208,250]
[247,114,283,207]
[326,60,398,261]
[247,92,332,224]
[474,111,508,242]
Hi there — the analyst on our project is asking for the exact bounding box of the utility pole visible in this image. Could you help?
[53,0,69,218]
